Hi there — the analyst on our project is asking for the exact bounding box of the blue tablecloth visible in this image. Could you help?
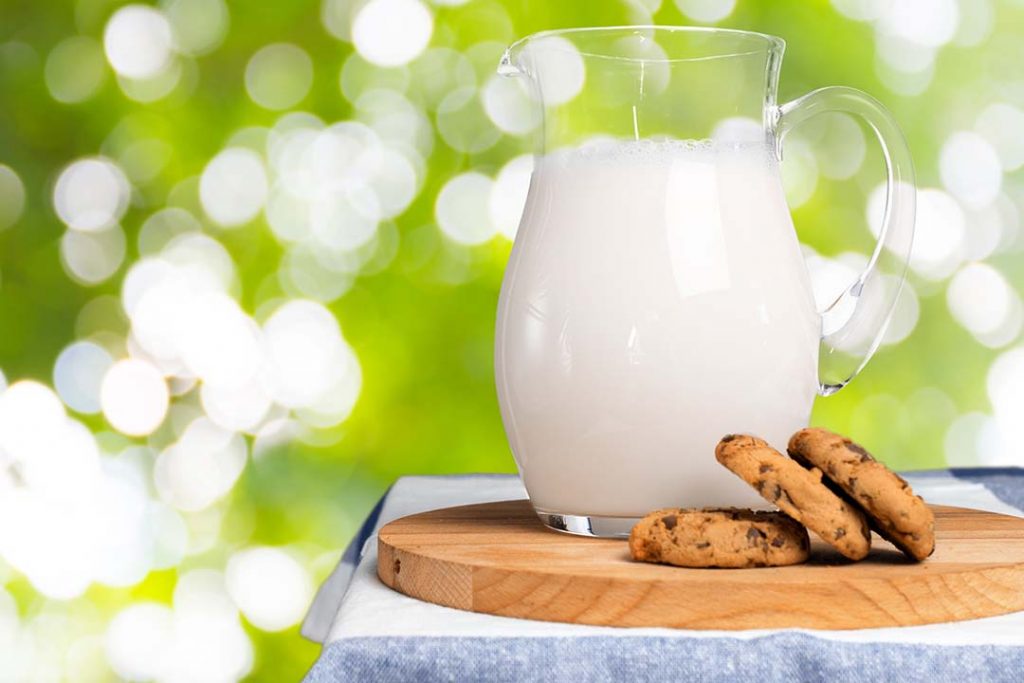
[302,470,1024,682]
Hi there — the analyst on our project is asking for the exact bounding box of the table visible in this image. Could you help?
[302,470,1024,682]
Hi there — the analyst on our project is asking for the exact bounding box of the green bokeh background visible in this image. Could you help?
[2,0,1023,679]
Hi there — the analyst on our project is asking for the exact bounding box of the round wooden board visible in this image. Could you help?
[377,500,1024,630]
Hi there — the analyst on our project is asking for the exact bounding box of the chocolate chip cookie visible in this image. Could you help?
[629,507,810,568]
[788,428,935,561]
[715,434,871,560]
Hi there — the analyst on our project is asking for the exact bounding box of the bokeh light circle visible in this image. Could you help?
[876,0,960,48]
[53,158,131,233]
[435,172,495,245]
[106,571,254,682]
[245,43,314,111]
[163,0,230,56]
[940,131,1002,210]
[352,0,433,67]
[436,87,501,154]
[804,250,862,316]
[975,103,1024,172]
[874,57,934,96]
[340,53,410,102]
[280,244,356,303]
[44,36,106,104]
[780,138,819,209]
[875,33,935,74]
[116,57,185,103]
[200,148,268,227]
[482,75,539,135]
[366,147,418,219]
[60,225,127,285]
[155,418,248,511]
[712,117,762,143]
[167,570,254,681]
[944,411,988,467]
[138,207,203,255]
[812,113,866,180]
[829,0,885,21]
[529,36,585,106]
[100,358,169,436]
[963,196,1013,261]
[0,164,26,230]
[177,292,263,389]
[54,341,114,414]
[201,377,273,433]
[117,137,173,185]
[225,547,313,631]
[355,88,433,158]
[947,263,1022,347]
[103,5,175,80]
[881,278,920,346]
[0,380,68,463]
[489,154,533,240]
[261,299,361,417]
[953,0,994,47]
[868,185,965,280]
[674,0,737,23]
[408,48,476,110]
[986,348,1024,465]
[322,0,365,42]
[105,602,174,681]
[310,183,382,252]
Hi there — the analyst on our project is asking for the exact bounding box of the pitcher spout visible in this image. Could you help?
[497,49,520,77]
[498,37,529,77]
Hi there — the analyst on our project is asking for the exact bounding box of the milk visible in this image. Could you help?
[495,139,822,517]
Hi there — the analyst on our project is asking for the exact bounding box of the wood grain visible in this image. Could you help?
[377,500,1024,630]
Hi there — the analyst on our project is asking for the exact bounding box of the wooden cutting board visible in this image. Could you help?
[377,500,1024,630]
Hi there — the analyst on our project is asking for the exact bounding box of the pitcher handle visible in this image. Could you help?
[776,87,916,396]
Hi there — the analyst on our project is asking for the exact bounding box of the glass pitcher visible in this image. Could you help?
[494,27,915,536]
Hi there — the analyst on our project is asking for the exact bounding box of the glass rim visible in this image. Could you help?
[507,26,786,64]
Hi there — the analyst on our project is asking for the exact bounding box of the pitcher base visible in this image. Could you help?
[535,510,639,538]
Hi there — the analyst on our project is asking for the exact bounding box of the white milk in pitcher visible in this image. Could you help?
[495,139,822,517]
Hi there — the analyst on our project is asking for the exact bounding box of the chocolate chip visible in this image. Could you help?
[771,484,783,502]
[847,443,874,462]
[770,536,785,548]
[394,558,401,575]
[848,477,858,489]
[695,541,711,549]
[661,515,678,530]
[746,527,767,546]
[721,434,737,443]
[759,464,773,474]
[835,527,847,539]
